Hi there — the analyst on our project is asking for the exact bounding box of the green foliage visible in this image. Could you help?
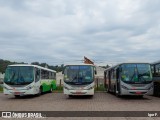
[0,85,3,92]
[0,59,26,73]
[31,62,64,72]
[0,59,64,73]
[55,86,63,91]
[95,84,105,91]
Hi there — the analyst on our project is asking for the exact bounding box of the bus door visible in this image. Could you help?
[104,71,107,88]
[108,71,111,91]
[35,68,41,93]
[116,68,120,93]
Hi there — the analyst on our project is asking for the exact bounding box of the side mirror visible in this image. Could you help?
[95,70,97,75]
[62,69,64,74]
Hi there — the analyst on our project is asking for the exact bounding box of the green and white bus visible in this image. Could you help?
[3,64,56,97]
[104,63,153,97]
[63,64,97,97]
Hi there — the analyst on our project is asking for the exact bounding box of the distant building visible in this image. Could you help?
[95,66,105,85]
[56,72,63,86]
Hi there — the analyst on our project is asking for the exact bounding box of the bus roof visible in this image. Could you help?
[104,62,150,72]
[8,64,56,73]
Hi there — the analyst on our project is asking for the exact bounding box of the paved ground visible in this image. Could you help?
[0,92,160,120]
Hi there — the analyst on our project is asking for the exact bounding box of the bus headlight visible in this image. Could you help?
[4,86,9,90]
[64,86,69,90]
[148,85,153,90]
[88,87,93,90]
[26,86,33,90]
[87,86,94,90]
[121,85,129,90]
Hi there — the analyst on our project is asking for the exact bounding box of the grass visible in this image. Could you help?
[0,85,3,92]
[95,84,105,92]
[53,86,63,92]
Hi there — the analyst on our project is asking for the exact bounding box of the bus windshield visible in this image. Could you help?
[4,66,34,85]
[121,63,152,83]
[64,65,94,85]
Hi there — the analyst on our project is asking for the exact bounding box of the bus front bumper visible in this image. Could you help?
[3,88,36,96]
[121,88,153,96]
[63,88,94,95]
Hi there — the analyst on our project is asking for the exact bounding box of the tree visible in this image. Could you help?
[31,62,40,65]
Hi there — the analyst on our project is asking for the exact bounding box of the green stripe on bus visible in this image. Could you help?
[41,79,56,92]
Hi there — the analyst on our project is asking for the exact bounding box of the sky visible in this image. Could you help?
[0,0,160,66]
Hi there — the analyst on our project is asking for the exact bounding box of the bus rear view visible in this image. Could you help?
[63,64,96,97]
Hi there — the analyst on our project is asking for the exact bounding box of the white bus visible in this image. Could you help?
[3,64,56,97]
[63,64,97,97]
[104,63,153,97]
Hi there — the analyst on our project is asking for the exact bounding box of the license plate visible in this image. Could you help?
[136,92,142,94]
[76,91,82,94]
[14,92,20,95]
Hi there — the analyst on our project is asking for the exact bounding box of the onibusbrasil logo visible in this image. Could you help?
[1,112,46,118]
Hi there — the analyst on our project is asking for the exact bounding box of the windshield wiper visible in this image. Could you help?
[130,73,136,82]
[138,73,151,82]
[138,75,146,82]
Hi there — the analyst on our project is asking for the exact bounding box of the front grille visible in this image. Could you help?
[130,92,147,94]
[131,84,146,87]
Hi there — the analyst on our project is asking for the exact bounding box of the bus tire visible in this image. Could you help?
[154,82,160,97]
[116,92,121,97]
[14,95,20,98]
[89,95,93,98]
[115,86,121,97]
[68,95,73,98]
[38,87,43,95]
[137,95,143,98]
[50,86,53,93]
[114,86,116,95]
[106,85,110,93]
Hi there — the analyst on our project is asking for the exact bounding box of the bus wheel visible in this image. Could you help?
[38,87,43,95]
[137,95,143,98]
[15,95,20,98]
[89,95,93,98]
[116,92,121,97]
[114,86,116,95]
[114,86,120,97]
[68,95,73,98]
[106,85,110,93]
[50,86,53,93]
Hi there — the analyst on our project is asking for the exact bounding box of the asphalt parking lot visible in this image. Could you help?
[0,92,160,120]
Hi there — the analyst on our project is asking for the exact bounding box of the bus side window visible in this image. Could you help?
[155,64,160,77]
[151,65,154,75]
[54,73,56,80]
[49,72,52,79]
[116,68,119,79]
[35,68,40,82]
[48,72,56,80]
[46,71,49,79]
[111,69,116,81]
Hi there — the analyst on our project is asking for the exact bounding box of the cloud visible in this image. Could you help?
[0,0,160,65]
